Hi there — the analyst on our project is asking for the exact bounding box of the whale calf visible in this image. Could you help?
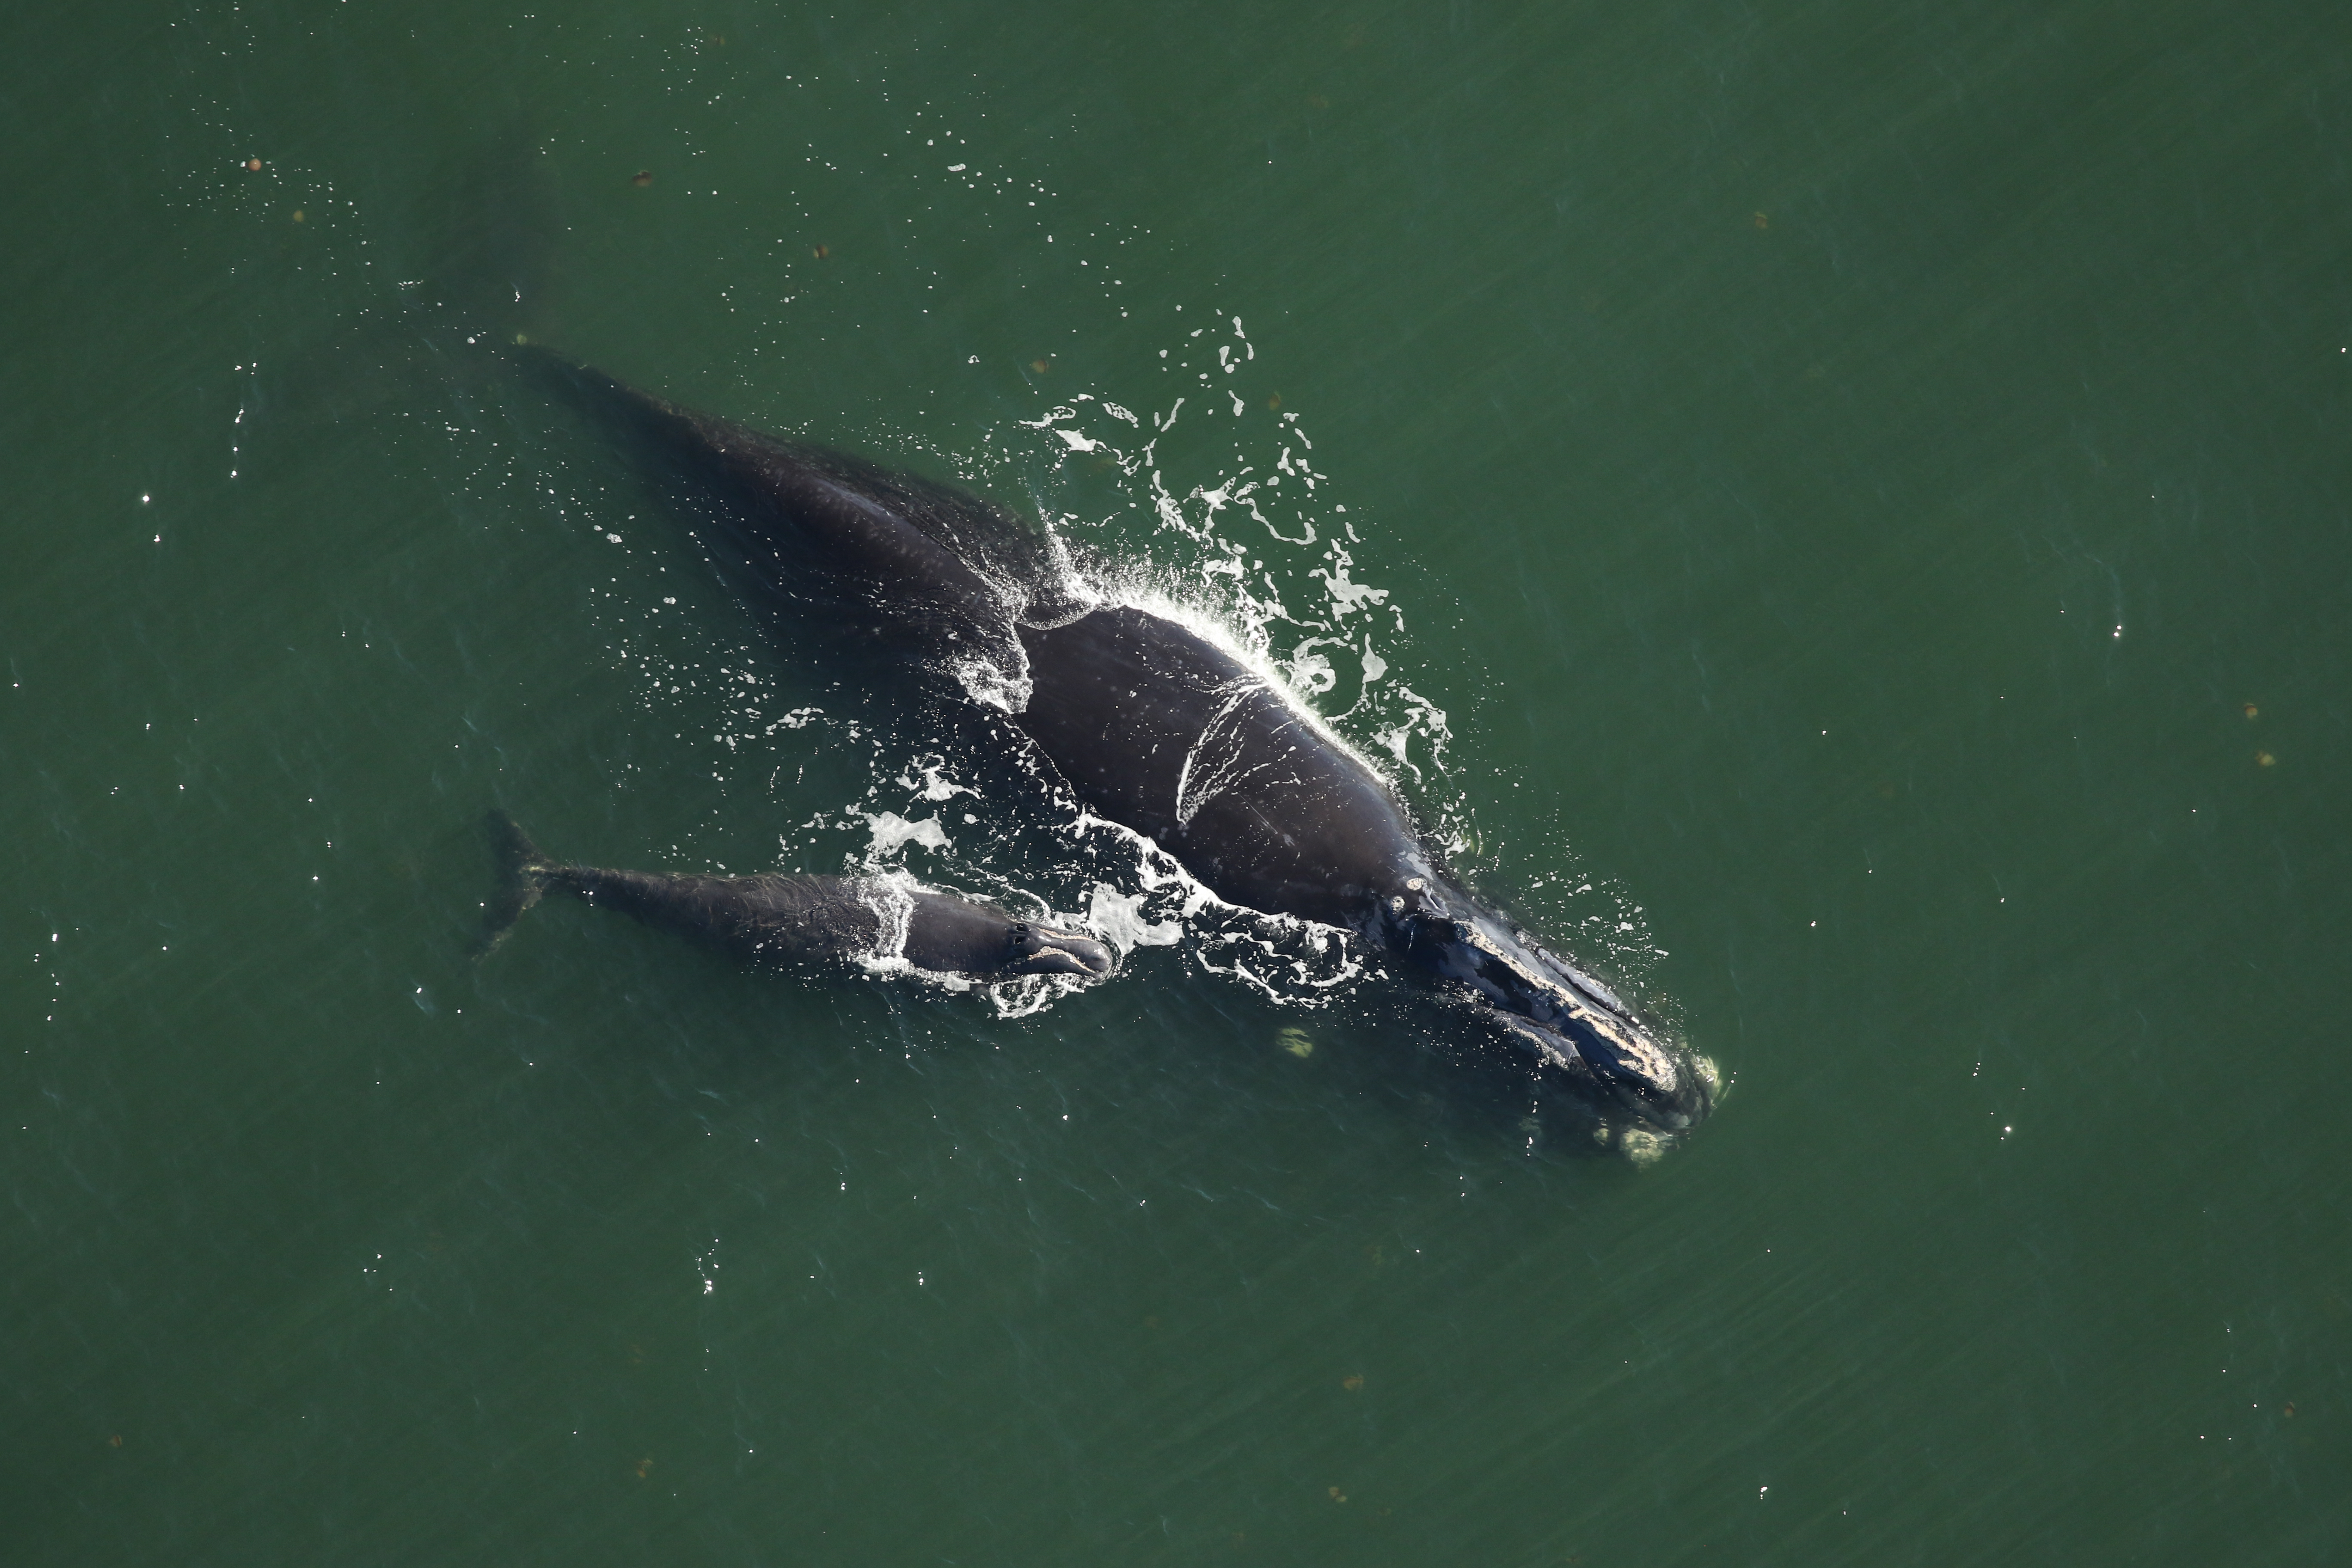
[521,353,1713,1142]
[476,811,1113,982]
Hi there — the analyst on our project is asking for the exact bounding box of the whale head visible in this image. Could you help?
[1003,920,1115,979]
[1383,879,1713,1140]
[1484,999,1715,1140]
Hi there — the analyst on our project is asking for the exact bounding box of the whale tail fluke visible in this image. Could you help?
[472,809,558,959]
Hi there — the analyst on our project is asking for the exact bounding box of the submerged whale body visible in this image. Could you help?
[476,811,1113,981]
[522,352,1714,1142]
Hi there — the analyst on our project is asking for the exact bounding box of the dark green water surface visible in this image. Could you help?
[6,3,2349,1562]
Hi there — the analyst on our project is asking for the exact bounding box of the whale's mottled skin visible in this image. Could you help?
[476,812,1112,982]
[522,352,1712,1138]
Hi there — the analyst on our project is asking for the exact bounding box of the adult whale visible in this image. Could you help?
[521,352,1714,1141]
[475,812,1113,981]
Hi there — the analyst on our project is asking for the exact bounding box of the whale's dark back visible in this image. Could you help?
[1017,606,1430,930]
[521,349,1428,929]
[517,348,1083,655]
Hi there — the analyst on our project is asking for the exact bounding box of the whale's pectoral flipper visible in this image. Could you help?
[471,808,555,959]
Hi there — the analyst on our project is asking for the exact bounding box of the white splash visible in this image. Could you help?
[897,760,977,802]
[949,652,1032,714]
[863,812,949,858]
[1086,882,1184,954]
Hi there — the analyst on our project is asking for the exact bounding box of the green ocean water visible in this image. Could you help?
[5,1,2349,1562]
